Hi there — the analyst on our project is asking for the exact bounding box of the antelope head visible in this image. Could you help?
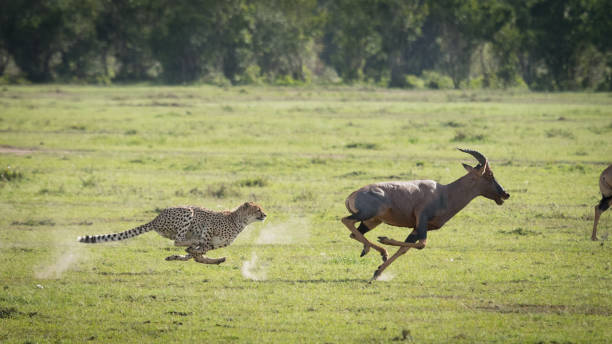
[459,148,510,205]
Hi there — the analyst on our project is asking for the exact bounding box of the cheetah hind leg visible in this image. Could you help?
[165,253,193,261]
[165,245,201,261]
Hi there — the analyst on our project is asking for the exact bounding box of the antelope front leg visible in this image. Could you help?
[370,247,410,282]
[592,206,602,241]
[378,237,427,249]
[370,231,423,282]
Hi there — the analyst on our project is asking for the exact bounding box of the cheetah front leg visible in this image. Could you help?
[193,255,226,264]
[187,244,226,265]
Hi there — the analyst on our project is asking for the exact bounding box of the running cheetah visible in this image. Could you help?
[78,202,266,264]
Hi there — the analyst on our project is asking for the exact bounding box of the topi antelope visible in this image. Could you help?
[341,148,510,281]
[592,164,612,241]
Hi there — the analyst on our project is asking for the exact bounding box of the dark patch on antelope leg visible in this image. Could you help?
[598,195,611,211]
[405,233,418,243]
[356,222,372,258]
[357,222,371,235]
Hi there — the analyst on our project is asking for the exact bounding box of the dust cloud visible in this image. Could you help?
[34,238,86,279]
[240,253,267,281]
[376,271,395,281]
[254,217,309,245]
[240,218,310,281]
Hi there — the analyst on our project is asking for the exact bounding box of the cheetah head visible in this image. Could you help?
[239,202,267,223]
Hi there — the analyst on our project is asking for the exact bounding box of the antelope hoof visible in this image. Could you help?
[360,244,371,257]
[380,250,388,262]
[370,269,381,283]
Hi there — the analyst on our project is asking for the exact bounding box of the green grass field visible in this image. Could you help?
[0,85,611,343]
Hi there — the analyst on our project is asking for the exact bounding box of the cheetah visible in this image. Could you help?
[78,202,266,264]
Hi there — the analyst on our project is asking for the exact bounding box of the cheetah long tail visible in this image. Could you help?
[77,222,153,244]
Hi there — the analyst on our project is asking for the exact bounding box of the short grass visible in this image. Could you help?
[0,85,611,343]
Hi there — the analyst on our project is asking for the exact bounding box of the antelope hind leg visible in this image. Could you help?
[342,216,388,261]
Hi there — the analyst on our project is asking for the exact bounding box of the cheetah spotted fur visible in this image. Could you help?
[78,202,266,264]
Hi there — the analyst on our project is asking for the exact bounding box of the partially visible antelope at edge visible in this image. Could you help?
[341,148,510,281]
[592,164,612,241]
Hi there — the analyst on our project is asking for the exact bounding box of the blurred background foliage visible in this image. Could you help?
[0,0,610,90]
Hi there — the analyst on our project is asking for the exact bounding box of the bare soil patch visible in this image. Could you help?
[0,145,37,155]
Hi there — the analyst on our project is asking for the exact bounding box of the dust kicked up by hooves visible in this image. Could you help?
[376,272,395,281]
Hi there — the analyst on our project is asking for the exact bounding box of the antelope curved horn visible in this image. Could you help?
[457,148,487,166]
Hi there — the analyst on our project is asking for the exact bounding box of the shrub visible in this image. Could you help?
[421,70,454,89]
[545,129,575,139]
[404,74,425,89]
[239,177,268,187]
[1,166,23,182]
[80,176,96,187]
[345,142,379,150]
[206,184,240,199]
[451,131,487,142]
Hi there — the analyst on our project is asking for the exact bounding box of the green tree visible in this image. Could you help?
[150,0,251,83]
[515,0,600,90]
[321,0,427,85]
[321,0,380,82]
[247,0,321,83]
[429,0,511,88]
[0,0,65,81]
[376,0,428,87]
[95,0,159,81]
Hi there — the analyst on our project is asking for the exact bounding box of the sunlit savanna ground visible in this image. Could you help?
[0,85,611,343]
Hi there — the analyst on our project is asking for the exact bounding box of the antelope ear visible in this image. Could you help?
[462,163,476,173]
[463,163,486,176]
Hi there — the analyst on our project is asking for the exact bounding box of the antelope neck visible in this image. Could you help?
[444,174,481,214]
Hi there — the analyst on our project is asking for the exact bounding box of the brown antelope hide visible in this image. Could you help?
[592,164,612,241]
[341,148,510,281]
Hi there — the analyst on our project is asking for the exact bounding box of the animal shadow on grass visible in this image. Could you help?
[260,278,371,284]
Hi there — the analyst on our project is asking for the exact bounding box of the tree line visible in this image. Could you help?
[1,0,610,90]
